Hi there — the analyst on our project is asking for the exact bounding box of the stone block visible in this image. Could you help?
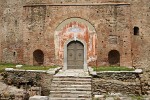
[5,68,14,71]
[135,69,143,73]
[16,65,23,68]
[29,96,48,100]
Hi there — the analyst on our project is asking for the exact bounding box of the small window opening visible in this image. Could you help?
[13,52,16,57]
[134,27,139,35]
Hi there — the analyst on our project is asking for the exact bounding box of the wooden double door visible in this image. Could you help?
[67,41,84,69]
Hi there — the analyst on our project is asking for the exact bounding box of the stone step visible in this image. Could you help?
[53,75,91,78]
[50,92,91,98]
[54,76,92,78]
[50,90,91,94]
[51,84,91,87]
[53,77,91,81]
[51,81,91,85]
[51,84,91,88]
[50,95,91,98]
[50,97,92,100]
[49,71,92,100]
[51,87,91,91]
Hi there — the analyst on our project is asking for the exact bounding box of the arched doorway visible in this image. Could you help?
[108,50,120,66]
[67,41,84,69]
[33,50,44,66]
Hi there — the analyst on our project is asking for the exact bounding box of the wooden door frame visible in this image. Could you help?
[63,39,88,71]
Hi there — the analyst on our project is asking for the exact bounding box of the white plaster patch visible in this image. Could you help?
[68,27,82,33]
[87,56,97,63]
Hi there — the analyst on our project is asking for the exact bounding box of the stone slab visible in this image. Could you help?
[55,69,90,77]
[29,96,48,100]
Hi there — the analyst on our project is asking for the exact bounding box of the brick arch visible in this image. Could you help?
[55,17,96,32]
[55,17,97,67]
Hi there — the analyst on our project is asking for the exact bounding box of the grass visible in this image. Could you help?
[0,63,58,73]
[0,63,15,73]
[20,65,57,70]
[131,95,143,100]
[93,66,134,71]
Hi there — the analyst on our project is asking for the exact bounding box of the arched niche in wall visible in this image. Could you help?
[33,49,44,66]
[108,50,120,66]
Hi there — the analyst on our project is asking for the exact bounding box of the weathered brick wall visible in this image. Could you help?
[128,0,150,84]
[0,0,24,64]
[0,1,5,62]
[22,3,132,67]
[0,0,131,66]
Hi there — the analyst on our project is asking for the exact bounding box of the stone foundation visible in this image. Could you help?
[2,70,54,96]
[92,71,150,95]
[1,69,150,99]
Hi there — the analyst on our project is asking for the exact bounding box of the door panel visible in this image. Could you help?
[67,50,75,60]
[67,41,84,69]
[68,42,75,49]
[76,50,84,60]
[76,42,83,49]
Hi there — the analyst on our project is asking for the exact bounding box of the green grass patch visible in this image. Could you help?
[0,63,15,73]
[0,63,58,73]
[20,65,57,70]
[131,95,143,100]
[93,66,134,71]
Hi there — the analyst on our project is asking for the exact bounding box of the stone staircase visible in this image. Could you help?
[49,70,92,100]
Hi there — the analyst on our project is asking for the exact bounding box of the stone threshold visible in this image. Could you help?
[54,69,91,77]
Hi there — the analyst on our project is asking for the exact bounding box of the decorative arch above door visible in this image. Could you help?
[54,17,97,69]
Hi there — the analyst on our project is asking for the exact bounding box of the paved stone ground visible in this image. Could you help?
[55,69,90,77]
